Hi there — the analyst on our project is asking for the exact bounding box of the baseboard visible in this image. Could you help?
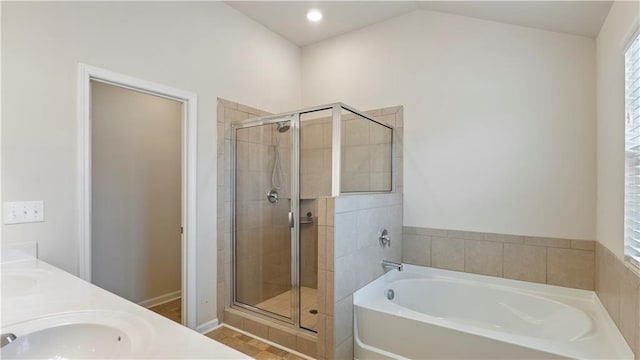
[197,318,220,334]
[137,290,181,308]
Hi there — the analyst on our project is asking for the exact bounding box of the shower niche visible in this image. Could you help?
[230,103,394,336]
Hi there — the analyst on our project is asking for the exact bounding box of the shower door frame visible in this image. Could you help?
[230,103,395,331]
[231,113,301,326]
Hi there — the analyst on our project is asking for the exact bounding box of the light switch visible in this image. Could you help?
[3,201,45,225]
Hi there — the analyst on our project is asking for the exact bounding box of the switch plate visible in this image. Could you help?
[3,201,45,224]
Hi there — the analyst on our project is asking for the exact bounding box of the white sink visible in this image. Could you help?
[2,274,39,294]
[2,323,131,359]
[1,269,49,296]
[1,311,154,359]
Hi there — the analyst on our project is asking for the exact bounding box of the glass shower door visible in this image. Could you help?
[234,119,296,321]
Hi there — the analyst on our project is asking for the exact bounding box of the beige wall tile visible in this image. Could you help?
[296,333,317,358]
[334,295,353,345]
[431,236,465,271]
[465,240,503,277]
[547,248,595,290]
[599,246,621,323]
[243,317,269,339]
[503,244,546,283]
[325,316,334,358]
[218,98,238,110]
[223,309,243,329]
[326,271,334,315]
[447,229,483,240]
[317,198,327,226]
[483,233,524,244]
[381,105,402,115]
[335,336,354,360]
[327,227,335,271]
[327,198,335,226]
[317,270,327,315]
[620,266,640,353]
[267,326,296,349]
[571,239,596,250]
[404,226,447,237]
[402,234,431,266]
[225,107,249,123]
[318,226,327,271]
[334,212,356,257]
[335,254,357,301]
[317,314,326,358]
[524,236,571,248]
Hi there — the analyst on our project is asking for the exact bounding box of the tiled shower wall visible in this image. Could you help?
[596,244,640,358]
[341,112,394,192]
[218,101,404,359]
[217,98,272,321]
[402,226,596,290]
[235,119,292,305]
[317,106,404,360]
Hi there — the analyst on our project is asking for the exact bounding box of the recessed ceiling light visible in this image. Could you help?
[306,9,323,22]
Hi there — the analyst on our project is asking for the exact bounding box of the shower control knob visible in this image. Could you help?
[379,229,391,247]
[267,189,279,204]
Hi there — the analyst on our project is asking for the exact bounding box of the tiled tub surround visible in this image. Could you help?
[596,243,640,358]
[402,226,596,290]
[320,193,403,360]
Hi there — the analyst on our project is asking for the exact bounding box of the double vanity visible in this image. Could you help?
[1,243,249,359]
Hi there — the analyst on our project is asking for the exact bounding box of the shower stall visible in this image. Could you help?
[231,103,394,334]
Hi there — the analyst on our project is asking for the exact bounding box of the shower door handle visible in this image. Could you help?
[288,211,294,228]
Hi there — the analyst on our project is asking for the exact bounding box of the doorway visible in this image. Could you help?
[78,64,197,329]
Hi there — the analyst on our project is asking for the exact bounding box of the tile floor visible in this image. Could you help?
[149,300,304,359]
[149,298,182,323]
[255,286,318,331]
[206,326,306,360]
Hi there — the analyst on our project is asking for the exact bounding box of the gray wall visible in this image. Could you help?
[91,81,181,304]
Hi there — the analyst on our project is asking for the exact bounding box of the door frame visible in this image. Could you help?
[77,63,198,329]
[230,114,300,327]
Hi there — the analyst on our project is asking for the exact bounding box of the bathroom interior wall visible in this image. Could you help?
[1,1,301,328]
[596,0,640,259]
[594,2,640,356]
[302,9,597,241]
[91,81,181,305]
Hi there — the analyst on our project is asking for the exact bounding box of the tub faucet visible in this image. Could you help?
[382,260,403,272]
[1,333,16,348]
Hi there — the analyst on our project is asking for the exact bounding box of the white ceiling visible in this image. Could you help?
[225,1,613,46]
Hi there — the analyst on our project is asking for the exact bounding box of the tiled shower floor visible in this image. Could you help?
[255,286,318,331]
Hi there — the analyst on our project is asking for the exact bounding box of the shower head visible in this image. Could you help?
[276,122,290,133]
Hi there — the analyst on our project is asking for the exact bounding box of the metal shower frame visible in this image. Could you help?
[230,102,395,332]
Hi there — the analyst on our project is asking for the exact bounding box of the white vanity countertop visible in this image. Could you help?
[1,257,250,359]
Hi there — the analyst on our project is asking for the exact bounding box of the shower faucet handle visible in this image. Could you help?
[379,229,391,247]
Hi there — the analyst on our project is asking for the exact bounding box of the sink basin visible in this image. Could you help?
[2,323,131,359]
[2,274,39,294]
[1,311,154,359]
[1,269,49,296]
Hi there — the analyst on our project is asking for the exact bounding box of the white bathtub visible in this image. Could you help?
[354,265,633,359]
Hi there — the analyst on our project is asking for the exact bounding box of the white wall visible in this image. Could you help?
[91,81,181,305]
[302,9,597,240]
[596,1,640,259]
[1,2,301,327]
